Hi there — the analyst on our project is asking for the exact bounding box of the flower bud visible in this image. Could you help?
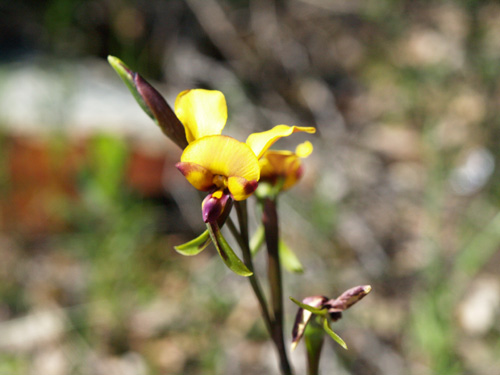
[202,192,231,223]
[108,56,188,149]
[326,285,372,313]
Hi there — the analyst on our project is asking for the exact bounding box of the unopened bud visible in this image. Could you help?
[202,192,231,223]
[108,56,188,149]
[327,285,372,313]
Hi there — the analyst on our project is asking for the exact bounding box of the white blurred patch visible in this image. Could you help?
[0,59,169,146]
[450,148,494,195]
[0,308,66,352]
[458,277,500,335]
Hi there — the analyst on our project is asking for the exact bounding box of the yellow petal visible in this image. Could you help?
[260,151,303,190]
[259,156,274,179]
[259,150,292,177]
[176,162,214,191]
[246,125,316,159]
[295,141,313,158]
[181,135,260,183]
[174,89,228,143]
[282,158,303,190]
[228,176,258,201]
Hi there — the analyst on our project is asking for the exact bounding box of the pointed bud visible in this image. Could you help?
[202,192,231,223]
[326,285,372,314]
[108,56,188,149]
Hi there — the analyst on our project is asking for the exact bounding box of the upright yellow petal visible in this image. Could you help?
[174,89,228,143]
[181,135,260,183]
[246,125,316,159]
[295,141,313,158]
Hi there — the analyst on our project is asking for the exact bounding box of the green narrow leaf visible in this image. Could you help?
[207,223,253,277]
[290,297,328,316]
[250,225,265,256]
[174,230,211,256]
[279,240,304,273]
[323,318,348,350]
[107,55,154,120]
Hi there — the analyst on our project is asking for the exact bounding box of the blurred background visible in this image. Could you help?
[1,0,500,374]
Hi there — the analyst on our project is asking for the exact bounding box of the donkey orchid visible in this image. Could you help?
[290,285,372,351]
[106,61,316,275]
[174,89,315,223]
[259,140,313,191]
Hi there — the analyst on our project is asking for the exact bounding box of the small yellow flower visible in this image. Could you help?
[259,141,313,191]
[174,89,315,222]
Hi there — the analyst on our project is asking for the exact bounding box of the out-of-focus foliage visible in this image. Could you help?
[1,0,500,374]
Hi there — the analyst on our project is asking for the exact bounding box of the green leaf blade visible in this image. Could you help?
[207,223,253,277]
[289,297,328,316]
[250,225,265,256]
[174,230,211,256]
[323,318,348,350]
[279,240,304,273]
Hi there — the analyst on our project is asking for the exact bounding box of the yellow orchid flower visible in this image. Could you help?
[174,89,315,223]
[259,141,313,191]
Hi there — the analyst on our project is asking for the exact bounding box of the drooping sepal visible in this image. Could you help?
[174,230,211,256]
[207,222,253,277]
[322,317,347,350]
[107,55,188,149]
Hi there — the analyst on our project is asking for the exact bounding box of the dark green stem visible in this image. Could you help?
[305,319,325,375]
[262,197,293,375]
[228,205,273,336]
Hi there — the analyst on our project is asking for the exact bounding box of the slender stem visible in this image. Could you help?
[304,321,325,375]
[263,197,293,375]
[227,210,273,335]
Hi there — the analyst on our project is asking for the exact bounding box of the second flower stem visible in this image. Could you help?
[231,200,293,375]
[263,197,293,375]
[229,203,272,335]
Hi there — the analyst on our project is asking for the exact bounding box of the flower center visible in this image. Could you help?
[212,175,228,189]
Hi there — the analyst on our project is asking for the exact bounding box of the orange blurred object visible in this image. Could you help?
[1,136,171,236]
